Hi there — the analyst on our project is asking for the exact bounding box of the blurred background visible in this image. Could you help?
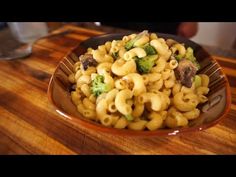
[0,22,236,58]
[192,22,236,50]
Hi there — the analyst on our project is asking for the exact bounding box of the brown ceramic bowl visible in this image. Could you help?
[47,33,231,136]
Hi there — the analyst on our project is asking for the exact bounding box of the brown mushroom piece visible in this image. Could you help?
[80,54,98,70]
[174,59,197,88]
[69,84,76,92]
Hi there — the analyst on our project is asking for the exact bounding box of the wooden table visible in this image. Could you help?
[0,25,235,154]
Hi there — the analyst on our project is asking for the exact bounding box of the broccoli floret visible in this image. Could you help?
[125,30,148,50]
[124,114,133,121]
[125,38,137,50]
[135,55,158,74]
[185,47,200,70]
[185,47,195,61]
[143,44,157,55]
[90,75,111,97]
[192,60,200,70]
[194,75,202,88]
[175,54,184,61]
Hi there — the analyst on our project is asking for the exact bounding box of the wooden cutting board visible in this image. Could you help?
[0,25,235,154]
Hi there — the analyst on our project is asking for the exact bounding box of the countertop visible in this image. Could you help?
[0,25,235,154]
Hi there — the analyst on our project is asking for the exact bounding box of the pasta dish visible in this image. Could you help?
[68,31,210,131]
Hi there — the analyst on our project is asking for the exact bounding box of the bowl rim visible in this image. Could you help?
[47,33,232,137]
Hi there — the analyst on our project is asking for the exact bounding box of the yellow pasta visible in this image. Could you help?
[196,86,209,95]
[105,89,119,103]
[111,115,120,126]
[92,50,113,63]
[170,43,186,56]
[76,75,91,87]
[146,116,163,131]
[199,74,210,87]
[147,78,163,91]
[111,59,136,76]
[73,61,81,72]
[69,30,210,131]
[128,120,148,131]
[81,84,91,97]
[148,111,161,120]
[198,95,208,103]
[133,34,149,47]
[71,91,81,105]
[83,98,96,110]
[118,47,126,58]
[160,111,168,120]
[115,89,133,115]
[181,86,194,94]
[122,36,130,43]
[115,79,128,90]
[150,33,158,40]
[114,117,128,129]
[97,62,112,75]
[107,102,117,113]
[105,41,112,52]
[167,59,178,70]
[143,73,161,83]
[150,39,171,60]
[82,109,96,120]
[100,115,113,127]
[132,98,144,118]
[164,78,175,89]
[162,69,173,80]
[68,73,75,83]
[74,70,82,81]
[81,67,96,75]
[162,88,171,97]
[123,47,146,60]
[123,73,146,96]
[89,94,96,103]
[172,83,181,96]
[183,108,200,120]
[103,72,114,89]
[151,57,166,73]
[173,92,198,112]
[165,110,188,128]
[137,92,162,111]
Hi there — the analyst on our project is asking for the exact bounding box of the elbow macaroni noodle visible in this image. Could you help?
[123,47,147,60]
[69,31,210,131]
[111,59,137,76]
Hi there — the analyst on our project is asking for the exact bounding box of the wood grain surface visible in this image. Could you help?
[0,25,235,154]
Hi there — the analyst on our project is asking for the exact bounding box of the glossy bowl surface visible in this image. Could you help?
[47,33,231,136]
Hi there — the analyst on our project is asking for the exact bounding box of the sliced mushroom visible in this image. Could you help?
[79,54,98,70]
[69,84,76,92]
[174,59,197,88]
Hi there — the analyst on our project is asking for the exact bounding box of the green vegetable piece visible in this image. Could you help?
[124,114,133,121]
[112,52,119,59]
[125,31,148,50]
[185,47,196,61]
[194,75,202,88]
[185,47,200,70]
[193,60,200,70]
[125,39,136,50]
[135,55,158,74]
[91,75,111,97]
[143,44,157,55]
[185,47,197,63]
[175,54,184,61]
